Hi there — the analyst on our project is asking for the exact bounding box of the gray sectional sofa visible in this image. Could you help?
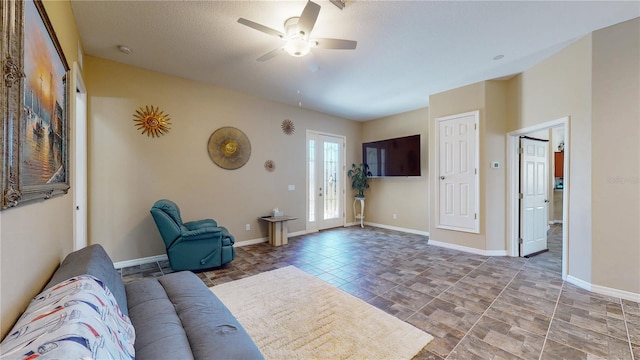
[3,244,264,359]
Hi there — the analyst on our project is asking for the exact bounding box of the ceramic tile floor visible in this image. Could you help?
[119,225,639,359]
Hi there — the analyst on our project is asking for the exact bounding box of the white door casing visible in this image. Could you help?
[72,62,88,250]
[519,137,549,256]
[306,131,345,231]
[436,111,479,233]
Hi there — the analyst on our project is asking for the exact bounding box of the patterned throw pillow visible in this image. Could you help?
[0,275,135,359]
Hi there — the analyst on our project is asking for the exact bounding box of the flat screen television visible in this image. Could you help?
[362,135,421,177]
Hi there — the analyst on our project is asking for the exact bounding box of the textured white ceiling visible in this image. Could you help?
[71,1,639,121]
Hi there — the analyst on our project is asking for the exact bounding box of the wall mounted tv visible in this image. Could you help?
[362,134,421,177]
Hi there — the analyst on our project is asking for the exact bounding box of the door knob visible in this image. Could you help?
[544,199,550,203]
[440,176,445,180]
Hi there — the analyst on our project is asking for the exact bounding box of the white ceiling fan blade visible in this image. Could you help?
[297,1,321,39]
[313,38,357,50]
[257,47,285,62]
[238,18,284,38]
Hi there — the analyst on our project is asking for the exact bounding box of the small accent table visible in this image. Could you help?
[259,216,298,246]
[353,197,365,228]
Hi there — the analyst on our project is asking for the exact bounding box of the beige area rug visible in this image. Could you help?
[210,266,433,360]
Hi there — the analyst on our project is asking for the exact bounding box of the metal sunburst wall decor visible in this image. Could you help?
[264,160,275,172]
[281,119,295,135]
[133,105,171,137]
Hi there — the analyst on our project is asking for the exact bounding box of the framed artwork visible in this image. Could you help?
[1,0,70,210]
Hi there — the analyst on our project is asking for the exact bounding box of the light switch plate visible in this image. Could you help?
[491,161,500,169]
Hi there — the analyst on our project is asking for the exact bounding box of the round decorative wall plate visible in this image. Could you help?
[133,105,171,137]
[207,127,251,170]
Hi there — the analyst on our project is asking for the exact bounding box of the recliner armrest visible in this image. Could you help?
[180,227,223,242]
[184,219,218,230]
[218,226,235,245]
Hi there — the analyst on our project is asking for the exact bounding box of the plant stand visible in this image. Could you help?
[353,197,365,228]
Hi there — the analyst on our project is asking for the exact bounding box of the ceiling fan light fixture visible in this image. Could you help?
[284,37,311,57]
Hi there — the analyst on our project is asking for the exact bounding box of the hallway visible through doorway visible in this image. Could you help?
[526,224,562,274]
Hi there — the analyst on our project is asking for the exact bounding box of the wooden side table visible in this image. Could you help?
[259,216,298,246]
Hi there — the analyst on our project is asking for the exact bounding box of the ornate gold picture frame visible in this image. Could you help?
[1,0,70,210]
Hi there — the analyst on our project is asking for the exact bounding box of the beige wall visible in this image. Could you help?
[0,0,81,338]
[484,81,509,251]
[507,36,593,283]
[84,56,362,262]
[591,18,640,294]
[428,81,509,252]
[361,108,429,232]
[428,82,485,250]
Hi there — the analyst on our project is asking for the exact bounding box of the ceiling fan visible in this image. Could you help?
[237,0,357,62]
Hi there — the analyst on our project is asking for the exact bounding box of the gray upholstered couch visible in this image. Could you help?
[17,244,263,359]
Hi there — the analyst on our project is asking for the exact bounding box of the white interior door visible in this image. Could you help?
[72,62,87,250]
[307,132,345,231]
[436,111,479,233]
[520,137,549,256]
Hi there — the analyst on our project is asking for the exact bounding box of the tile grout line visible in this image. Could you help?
[400,257,487,326]
[537,278,565,360]
[621,301,636,360]
[443,258,527,359]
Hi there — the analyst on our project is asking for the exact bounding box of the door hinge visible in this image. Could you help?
[519,193,523,200]
[474,123,477,130]
[519,147,524,154]
[519,238,523,244]
[475,168,478,175]
[474,213,477,220]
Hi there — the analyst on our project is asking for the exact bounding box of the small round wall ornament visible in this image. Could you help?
[281,119,295,135]
[207,127,251,170]
[264,160,275,172]
[133,105,171,137]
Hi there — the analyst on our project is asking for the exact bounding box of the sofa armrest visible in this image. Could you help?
[43,244,128,317]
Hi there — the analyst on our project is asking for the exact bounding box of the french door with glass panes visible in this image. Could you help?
[307,132,345,231]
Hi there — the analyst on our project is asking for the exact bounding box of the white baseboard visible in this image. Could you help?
[360,222,430,237]
[114,254,168,269]
[428,239,508,257]
[566,275,640,302]
[548,220,563,225]
[235,237,268,247]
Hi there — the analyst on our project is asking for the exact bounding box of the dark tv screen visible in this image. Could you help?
[362,135,421,177]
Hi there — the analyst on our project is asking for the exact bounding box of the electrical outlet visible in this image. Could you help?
[393,213,397,219]
[245,224,251,231]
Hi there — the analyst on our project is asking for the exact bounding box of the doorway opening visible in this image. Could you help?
[507,117,569,280]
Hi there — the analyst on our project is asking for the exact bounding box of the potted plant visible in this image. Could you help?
[347,163,372,198]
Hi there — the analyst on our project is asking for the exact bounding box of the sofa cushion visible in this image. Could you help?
[44,244,128,317]
[0,275,135,359]
[126,271,264,360]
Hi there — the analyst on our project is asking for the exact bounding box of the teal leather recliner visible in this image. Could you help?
[150,199,235,271]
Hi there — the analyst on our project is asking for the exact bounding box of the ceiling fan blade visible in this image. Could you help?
[313,38,357,50]
[238,18,284,38]
[297,1,321,39]
[257,47,284,62]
